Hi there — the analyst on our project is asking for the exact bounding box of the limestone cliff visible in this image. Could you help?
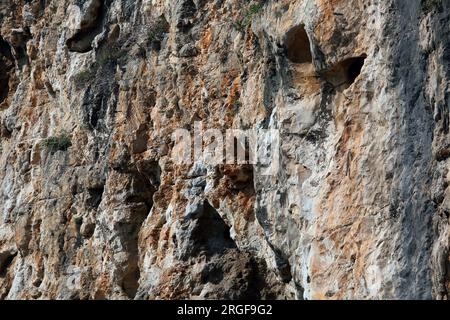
[0,0,449,300]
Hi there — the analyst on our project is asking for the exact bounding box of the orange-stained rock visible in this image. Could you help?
[0,0,449,300]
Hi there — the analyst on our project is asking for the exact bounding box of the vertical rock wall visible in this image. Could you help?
[0,0,449,300]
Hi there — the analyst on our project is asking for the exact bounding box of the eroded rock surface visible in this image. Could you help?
[0,0,449,300]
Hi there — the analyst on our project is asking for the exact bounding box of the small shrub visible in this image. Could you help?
[225,99,241,118]
[421,0,442,13]
[42,132,72,152]
[149,21,168,42]
[233,21,245,32]
[148,16,170,51]
[97,46,122,65]
[233,1,265,31]
[74,47,123,86]
[248,3,264,15]
[73,67,96,85]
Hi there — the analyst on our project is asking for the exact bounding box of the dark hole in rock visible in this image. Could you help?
[176,0,197,32]
[285,24,313,64]
[39,0,49,13]
[180,0,197,19]
[0,37,14,105]
[346,56,366,85]
[10,28,31,68]
[87,185,104,208]
[436,146,450,162]
[132,125,149,154]
[0,252,17,277]
[199,250,278,300]
[122,267,141,299]
[272,246,292,283]
[0,73,10,105]
[220,164,254,191]
[83,87,110,131]
[66,0,105,53]
[177,0,196,32]
[190,201,237,258]
[148,15,170,51]
[444,209,450,220]
[125,162,161,210]
[201,263,225,285]
[91,95,104,129]
[322,55,367,90]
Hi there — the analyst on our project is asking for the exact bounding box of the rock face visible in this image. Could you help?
[0,0,449,300]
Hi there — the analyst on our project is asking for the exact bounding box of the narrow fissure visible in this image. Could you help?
[0,36,14,105]
[87,185,105,208]
[120,161,161,299]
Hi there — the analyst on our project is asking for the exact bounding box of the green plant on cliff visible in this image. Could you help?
[233,1,265,31]
[148,18,169,43]
[73,67,96,85]
[147,16,170,52]
[73,46,124,86]
[248,2,264,16]
[97,46,123,65]
[421,0,442,13]
[225,99,241,118]
[42,131,72,152]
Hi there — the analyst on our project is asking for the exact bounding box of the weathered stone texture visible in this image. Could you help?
[0,0,449,300]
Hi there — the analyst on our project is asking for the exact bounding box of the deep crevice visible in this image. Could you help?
[0,36,14,105]
[119,161,161,299]
[87,185,105,208]
[148,15,170,51]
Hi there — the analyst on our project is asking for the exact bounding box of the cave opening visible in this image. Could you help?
[0,36,14,105]
[285,24,313,64]
[87,185,105,209]
[191,201,237,258]
[345,56,366,85]
[0,252,17,277]
[322,55,367,90]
